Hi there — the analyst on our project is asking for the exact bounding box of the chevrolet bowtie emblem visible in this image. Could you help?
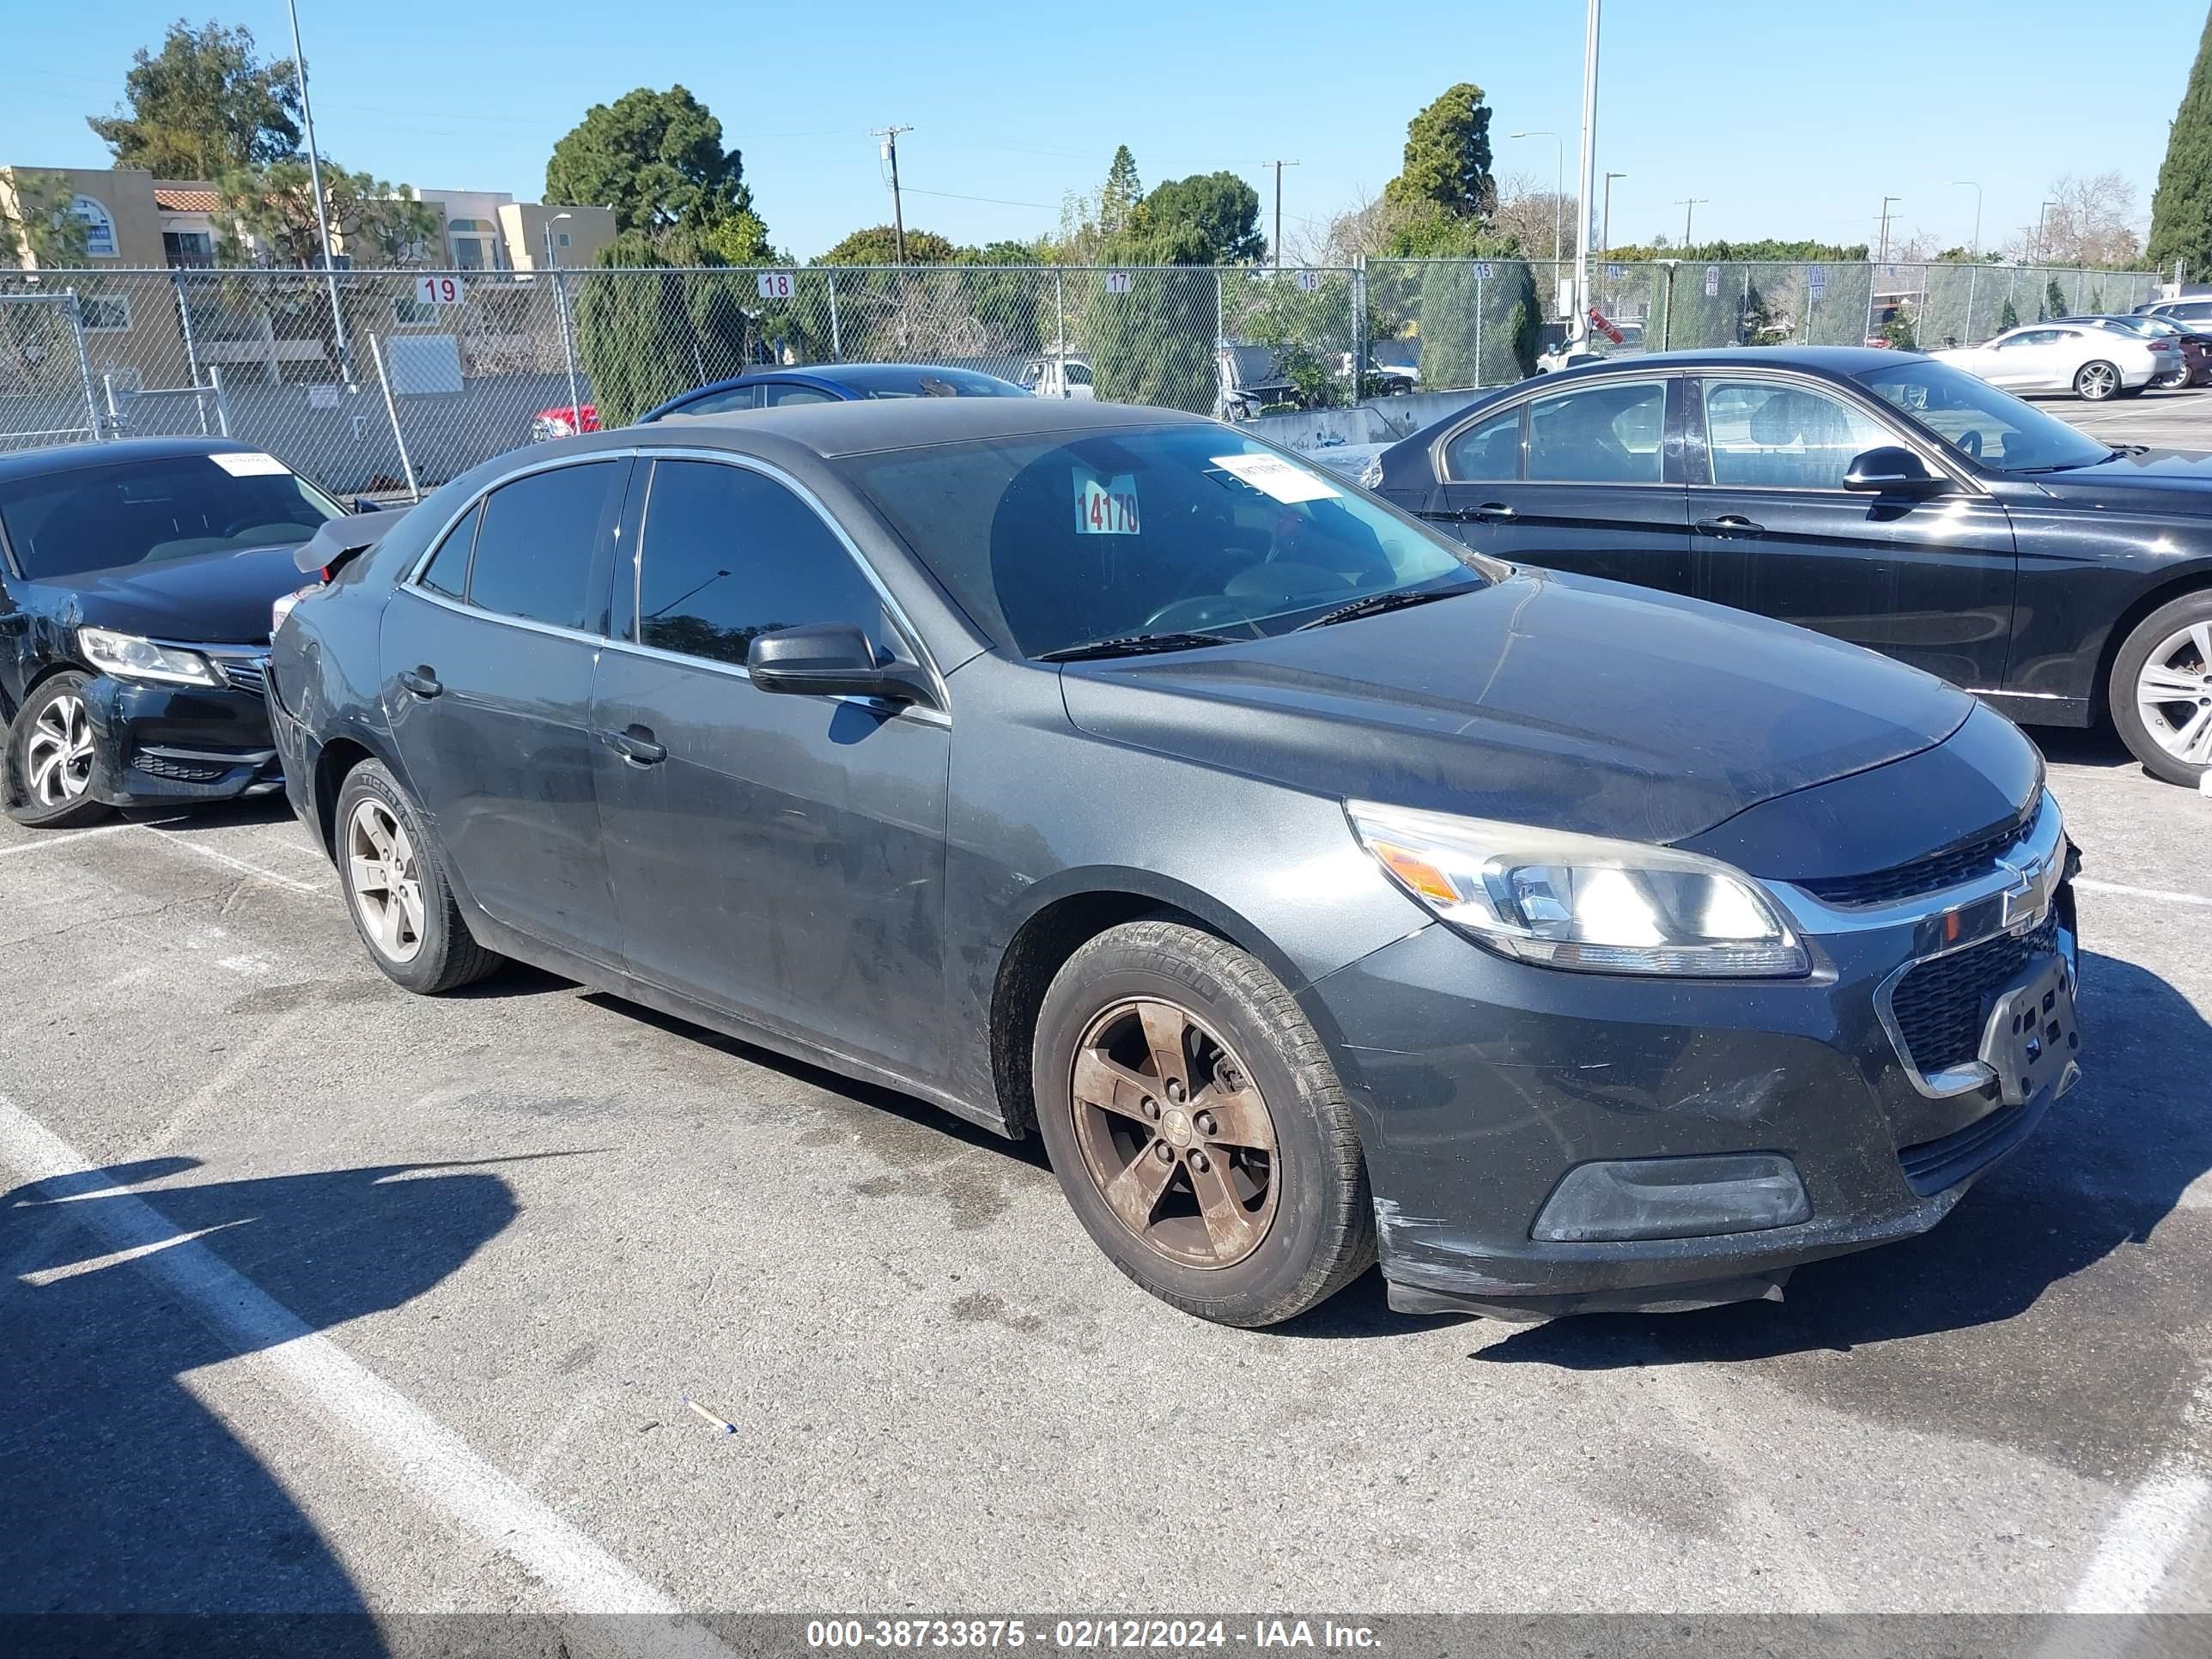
[1996,848,2052,930]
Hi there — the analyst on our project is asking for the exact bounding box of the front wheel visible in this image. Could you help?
[333,759,504,993]
[1031,920,1374,1327]
[2110,592,2212,786]
[2075,360,2122,401]
[5,672,113,830]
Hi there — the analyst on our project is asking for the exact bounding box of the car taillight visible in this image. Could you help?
[271,583,317,640]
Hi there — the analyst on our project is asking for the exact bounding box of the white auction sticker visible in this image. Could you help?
[208,451,290,477]
[1073,471,1140,535]
[1210,453,1340,503]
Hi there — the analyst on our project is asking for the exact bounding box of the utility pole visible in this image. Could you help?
[1601,172,1626,258]
[1262,161,1300,269]
[2036,198,2057,264]
[284,0,350,383]
[1876,196,1900,264]
[1675,198,1706,246]
[873,126,913,263]
[1949,179,1983,257]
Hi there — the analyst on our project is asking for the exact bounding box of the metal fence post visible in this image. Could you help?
[207,362,230,439]
[1351,259,1366,404]
[1963,263,1978,345]
[1863,264,1877,346]
[550,265,583,428]
[1054,270,1066,384]
[827,270,842,363]
[64,288,102,441]
[100,373,120,436]
[1474,266,1485,388]
[172,269,204,412]
[368,334,421,503]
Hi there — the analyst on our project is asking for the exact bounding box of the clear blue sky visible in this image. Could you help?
[4,0,2203,261]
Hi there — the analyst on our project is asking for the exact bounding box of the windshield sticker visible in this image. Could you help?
[1074,471,1140,535]
[1210,452,1340,503]
[208,451,291,477]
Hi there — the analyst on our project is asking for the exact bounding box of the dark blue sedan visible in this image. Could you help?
[639,362,1030,422]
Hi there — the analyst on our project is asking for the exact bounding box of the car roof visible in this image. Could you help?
[578,397,1208,460]
[0,435,258,485]
[669,362,1020,402]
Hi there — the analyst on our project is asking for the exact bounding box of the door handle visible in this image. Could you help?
[599,724,666,766]
[398,666,441,698]
[1696,515,1765,538]
[1466,501,1517,522]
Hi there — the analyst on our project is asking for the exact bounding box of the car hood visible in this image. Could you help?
[1057,569,1976,848]
[19,543,307,645]
[2024,447,2212,509]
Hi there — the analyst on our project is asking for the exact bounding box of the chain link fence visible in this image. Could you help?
[0,258,2168,495]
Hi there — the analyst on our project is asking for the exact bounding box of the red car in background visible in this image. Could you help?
[529,403,599,441]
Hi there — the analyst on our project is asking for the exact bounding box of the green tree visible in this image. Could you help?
[1080,221,1216,412]
[87,20,301,177]
[214,159,438,267]
[2044,277,2069,320]
[1142,172,1264,264]
[545,87,753,237]
[1102,146,1143,235]
[2149,11,2212,276]
[1881,307,1918,351]
[1383,84,1496,219]
[817,225,957,266]
[1998,296,2021,331]
[2,171,92,264]
[574,232,762,426]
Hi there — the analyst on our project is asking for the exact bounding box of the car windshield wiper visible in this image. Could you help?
[1033,630,1238,663]
[1296,580,1482,630]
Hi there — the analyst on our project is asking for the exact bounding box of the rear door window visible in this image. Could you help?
[1442,407,1522,481]
[676,385,759,416]
[761,383,837,407]
[461,461,624,631]
[1526,381,1666,483]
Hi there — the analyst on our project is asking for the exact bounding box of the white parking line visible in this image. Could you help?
[139,826,331,895]
[0,822,149,859]
[2064,1466,2212,1613]
[0,1093,729,1654]
[2075,878,2212,908]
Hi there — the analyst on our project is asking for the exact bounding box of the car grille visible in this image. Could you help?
[1800,808,2036,908]
[134,751,235,783]
[1890,909,2062,1075]
[211,653,269,697]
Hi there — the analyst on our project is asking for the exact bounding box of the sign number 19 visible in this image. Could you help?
[414,275,464,307]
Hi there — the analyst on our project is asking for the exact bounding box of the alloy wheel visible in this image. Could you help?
[2136,620,2212,766]
[1067,997,1280,1269]
[345,799,427,964]
[2078,363,2118,399]
[24,694,94,807]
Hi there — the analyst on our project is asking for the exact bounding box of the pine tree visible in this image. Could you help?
[2149,10,2212,276]
[1101,146,1142,236]
[1998,297,2020,331]
[2045,278,2069,320]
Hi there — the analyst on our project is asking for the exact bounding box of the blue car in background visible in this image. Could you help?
[638,362,1031,422]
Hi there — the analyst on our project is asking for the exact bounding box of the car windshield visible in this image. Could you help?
[1852,359,2113,472]
[841,424,1487,659]
[849,368,1031,399]
[0,452,344,581]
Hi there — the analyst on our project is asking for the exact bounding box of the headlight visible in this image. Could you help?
[1346,800,1808,978]
[76,627,222,687]
[1357,454,1384,489]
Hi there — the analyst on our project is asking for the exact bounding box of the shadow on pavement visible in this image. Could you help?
[0,1148,555,1643]
[1473,951,2212,1476]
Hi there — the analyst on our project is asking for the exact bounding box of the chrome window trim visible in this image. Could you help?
[1763,790,2068,1101]
[595,631,951,730]
[396,442,951,720]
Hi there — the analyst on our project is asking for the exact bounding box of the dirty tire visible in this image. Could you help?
[332,758,503,994]
[5,672,113,830]
[1032,920,1374,1327]
[2109,588,2212,786]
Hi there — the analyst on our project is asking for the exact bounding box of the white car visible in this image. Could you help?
[1931,323,2167,402]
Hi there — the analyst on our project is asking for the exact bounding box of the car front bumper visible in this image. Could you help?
[1304,808,2078,1322]
[82,664,283,807]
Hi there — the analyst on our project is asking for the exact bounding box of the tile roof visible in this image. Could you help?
[152,183,221,212]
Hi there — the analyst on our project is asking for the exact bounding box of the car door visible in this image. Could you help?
[1984,329,2064,390]
[1422,375,1692,594]
[589,454,950,1079]
[379,458,629,966]
[1687,374,2017,690]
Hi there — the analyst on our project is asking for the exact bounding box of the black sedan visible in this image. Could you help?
[1362,347,2212,786]
[271,399,2079,1328]
[1,438,347,827]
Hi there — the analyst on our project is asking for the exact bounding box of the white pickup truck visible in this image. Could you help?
[1021,356,1097,399]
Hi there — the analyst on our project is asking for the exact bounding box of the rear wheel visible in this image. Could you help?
[5,672,112,830]
[333,759,503,993]
[1031,920,1374,1327]
[2110,592,2212,786]
[2075,360,2122,401]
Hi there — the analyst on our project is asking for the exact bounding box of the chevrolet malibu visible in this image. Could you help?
[269,400,2082,1328]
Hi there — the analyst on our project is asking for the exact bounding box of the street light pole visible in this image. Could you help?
[2036,198,2057,264]
[1571,0,1601,338]
[544,212,582,437]
[1509,130,1565,267]
[283,0,351,383]
[1601,172,1626,258]
[1948,179,1983,256]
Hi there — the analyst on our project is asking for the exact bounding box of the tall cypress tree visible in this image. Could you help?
[2148,10,2212,276]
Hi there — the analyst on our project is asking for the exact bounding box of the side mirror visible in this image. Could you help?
[746,622,936,707]
[1843,446,1948,494]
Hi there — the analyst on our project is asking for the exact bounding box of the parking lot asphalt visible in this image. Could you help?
[3,389,2210,1635]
